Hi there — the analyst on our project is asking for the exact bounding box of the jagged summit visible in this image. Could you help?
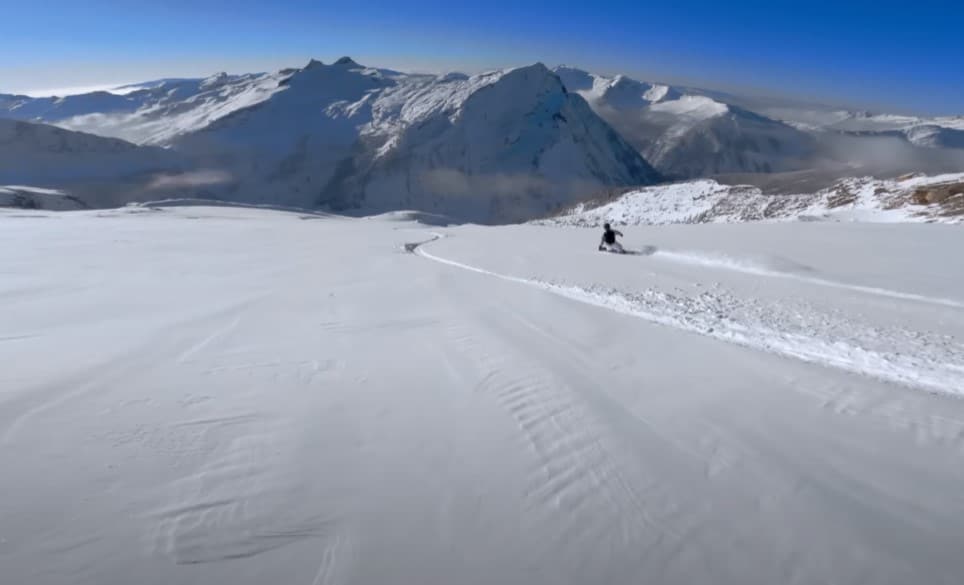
[200,72,230,89]
[437,72,469,83]
[494,62,556,83]
[334,56,358,66]
[552,66,595,92]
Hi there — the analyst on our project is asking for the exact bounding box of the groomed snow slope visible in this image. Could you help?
[2,206,964,585]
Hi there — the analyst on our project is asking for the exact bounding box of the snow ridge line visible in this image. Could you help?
[416,244,964,397]
[654,250,964,310]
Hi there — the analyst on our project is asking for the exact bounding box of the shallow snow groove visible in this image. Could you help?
[417,245,964,396]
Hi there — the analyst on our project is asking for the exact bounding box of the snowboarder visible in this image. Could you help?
[598,223,625,253]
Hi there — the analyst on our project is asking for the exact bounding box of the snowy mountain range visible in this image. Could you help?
[1,59,660,222]
[2,57,963,221]
[171,60,658,221]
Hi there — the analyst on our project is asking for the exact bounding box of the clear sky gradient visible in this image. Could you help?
[2,0,961,115]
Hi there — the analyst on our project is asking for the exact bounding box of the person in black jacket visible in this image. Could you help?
[598,223,624,253]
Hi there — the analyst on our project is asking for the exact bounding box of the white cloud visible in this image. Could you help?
[148,170,233,190]
[17,83,135,97]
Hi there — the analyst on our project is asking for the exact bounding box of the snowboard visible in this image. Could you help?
[598,246,629,255]
[598,246,654,256]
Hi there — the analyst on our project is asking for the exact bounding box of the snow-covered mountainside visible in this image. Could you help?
[0,91,141,123]
[554,67,816,179]
[733,102,964,155]
[0,118,177,179]
[555,67,682,107]
[0,73,284,145]
[0,118,201,208]
[779,108,964,134]
[0,185,88,210]
[539,172,964,226]
[833,123,964,150]
[554,66,964,181]
[172,60,659,222]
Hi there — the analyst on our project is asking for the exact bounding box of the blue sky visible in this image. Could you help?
[1,0,961,114]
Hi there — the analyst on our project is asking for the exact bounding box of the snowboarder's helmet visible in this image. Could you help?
[604,223,611,229]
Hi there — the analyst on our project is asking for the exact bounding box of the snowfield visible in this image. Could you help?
[2,205,964,584]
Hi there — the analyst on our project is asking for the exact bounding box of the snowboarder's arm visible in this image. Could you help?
[615,230,623,237]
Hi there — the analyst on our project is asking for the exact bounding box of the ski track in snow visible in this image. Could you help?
[414,239,964,397]
[652,249,964,310]
[310,532,351,585]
